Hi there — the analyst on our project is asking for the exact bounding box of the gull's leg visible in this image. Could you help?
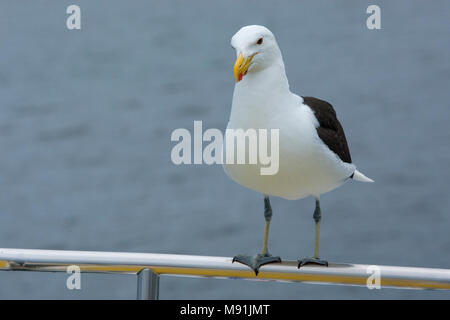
[233,196,281,275]
[298,197,329,268]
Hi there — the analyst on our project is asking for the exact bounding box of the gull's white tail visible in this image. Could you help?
[352,169,374,183]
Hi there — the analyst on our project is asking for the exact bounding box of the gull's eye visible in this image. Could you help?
[256,37,263,45]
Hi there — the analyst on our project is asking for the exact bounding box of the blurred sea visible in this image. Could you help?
[0,0,449,299]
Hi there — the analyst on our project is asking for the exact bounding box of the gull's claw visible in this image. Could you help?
[233,253,281,275]
[298,257,328,268]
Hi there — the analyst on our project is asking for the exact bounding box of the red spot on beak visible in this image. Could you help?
[238,73,243,81]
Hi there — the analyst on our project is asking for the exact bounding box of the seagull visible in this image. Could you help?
[223,25,373,275]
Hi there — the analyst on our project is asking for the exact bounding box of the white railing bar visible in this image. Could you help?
[1,248,450,291]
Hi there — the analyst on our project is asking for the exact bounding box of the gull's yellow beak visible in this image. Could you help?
[233,53,257,82]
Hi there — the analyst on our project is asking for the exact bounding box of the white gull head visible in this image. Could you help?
[231,25,285,82]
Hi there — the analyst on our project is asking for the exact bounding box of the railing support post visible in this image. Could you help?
[137,268,159,300]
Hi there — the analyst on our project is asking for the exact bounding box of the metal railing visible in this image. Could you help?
[1,248,450,299]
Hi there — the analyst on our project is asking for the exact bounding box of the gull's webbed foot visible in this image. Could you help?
[298,257,328,268]
[232,253,281,275]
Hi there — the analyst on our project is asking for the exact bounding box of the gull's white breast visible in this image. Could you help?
[223,83,355,200]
